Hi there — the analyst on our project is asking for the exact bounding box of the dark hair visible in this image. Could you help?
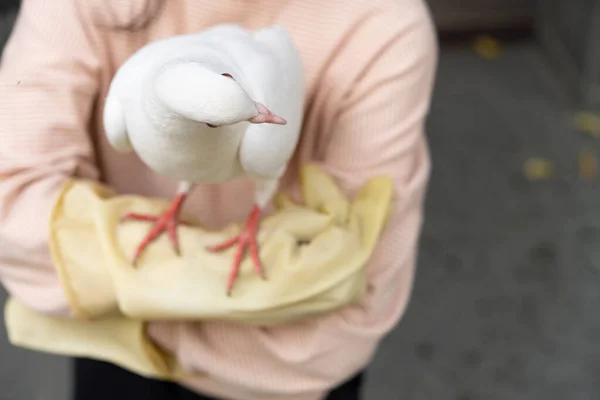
[95,0,165,31]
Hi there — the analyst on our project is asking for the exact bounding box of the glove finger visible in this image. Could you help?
[273,192,302,211]
[347,176,394,250]
[261,208,333,241]
[300,164,350,225]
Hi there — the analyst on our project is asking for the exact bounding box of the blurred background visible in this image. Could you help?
[2,0,600,399]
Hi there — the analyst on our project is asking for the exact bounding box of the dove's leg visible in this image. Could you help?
[207,177,278,296]
[121,181,192,266]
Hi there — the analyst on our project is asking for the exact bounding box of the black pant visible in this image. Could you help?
[73,358,364,400]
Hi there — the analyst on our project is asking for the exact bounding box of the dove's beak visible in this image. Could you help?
[248,102,287,125]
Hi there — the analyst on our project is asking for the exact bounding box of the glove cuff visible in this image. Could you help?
[49,179,120,319]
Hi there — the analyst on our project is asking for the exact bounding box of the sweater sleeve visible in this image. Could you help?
[149,7,438,398]
[0,0,100,316]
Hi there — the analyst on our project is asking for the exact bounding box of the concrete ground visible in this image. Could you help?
[1,8,599,400]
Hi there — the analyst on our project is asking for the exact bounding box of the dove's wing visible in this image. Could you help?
[103,92,132,153]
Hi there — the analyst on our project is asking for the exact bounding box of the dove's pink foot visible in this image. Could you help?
[207,205,266,296]
[121,193,187,266]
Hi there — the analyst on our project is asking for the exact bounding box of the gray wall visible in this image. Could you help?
[426,0,534,31]
[0,7,15,51]
[536,0,600,109]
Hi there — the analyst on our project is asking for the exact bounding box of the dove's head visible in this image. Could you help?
[154,62,287,128]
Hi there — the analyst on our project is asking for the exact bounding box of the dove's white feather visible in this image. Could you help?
[103,24,304,202]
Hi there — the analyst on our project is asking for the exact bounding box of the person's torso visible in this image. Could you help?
[84,0,403,229]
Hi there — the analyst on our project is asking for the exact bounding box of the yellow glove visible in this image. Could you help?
[5,164,393,380]
[46,163,393,324]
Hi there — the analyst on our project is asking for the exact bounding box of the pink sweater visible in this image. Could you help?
[0,0,437,398]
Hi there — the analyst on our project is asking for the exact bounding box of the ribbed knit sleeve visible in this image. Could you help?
[0,0,100,316]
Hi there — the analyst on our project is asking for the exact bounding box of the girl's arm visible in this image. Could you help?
[0,0,100,316]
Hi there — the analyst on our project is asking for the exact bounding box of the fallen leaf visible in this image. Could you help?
[579,148,598,179]
[473,35,502,60]
[573,111,600,137]
[523,158,553,181]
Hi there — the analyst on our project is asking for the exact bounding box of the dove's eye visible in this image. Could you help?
[206,123,218,128]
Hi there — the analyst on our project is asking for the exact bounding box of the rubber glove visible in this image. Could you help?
[44,164,393,323]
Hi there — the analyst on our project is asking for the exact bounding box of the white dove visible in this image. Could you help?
[103,24,305,295]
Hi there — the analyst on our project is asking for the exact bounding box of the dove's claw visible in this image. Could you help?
[207,205,265,296]
[121,193,187,266]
